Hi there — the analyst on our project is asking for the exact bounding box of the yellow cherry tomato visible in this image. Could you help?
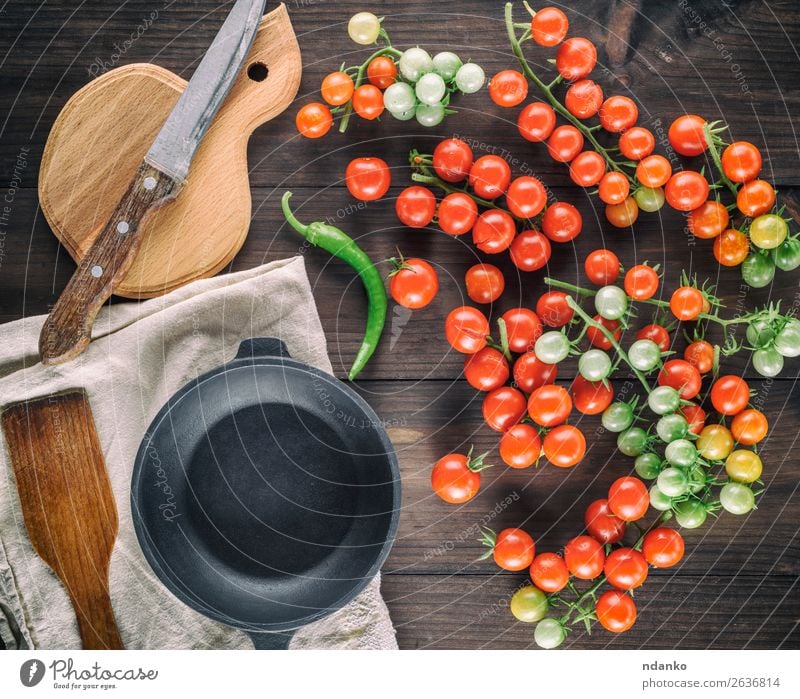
[697,424,734,461]
[749,214,788,250]
[725,449,763,483]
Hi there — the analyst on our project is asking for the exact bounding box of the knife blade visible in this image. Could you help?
[39,0,267,365]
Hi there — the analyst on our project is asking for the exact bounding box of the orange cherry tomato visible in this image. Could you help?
[668,114,708,156]
[438,192,478,236]
[320,71,354,106]
[565,79,603,119]
[713,228,750,267]
[684,340,715,374]
[547,124,584,162]
[721,141,762,183]
[604,547,648,590]
[731,408,768,445]
[596,590,637,632]
[528,384,572,427]
[670,286,705,321]
[530,552,569,593]
[463,347,509,392]
[636,154,672,188]
[624,264,659,300]
[531,6,569,46]
[489,69,528,107]
[445,306,490,354]
[543,425,586,468]
[465,263,505,304]
[665,170,710,212]
[351,84,384,120]
[618,126,655,160]
[506,176,547,218]
[607,476,649,521]
[490,528,536,571]
[555,37,597,81]
[296,102,333,138]
[564,535,605,579]
[509,229,552,272]
[605,197,639,227]
[570,150,607,187]
[599,95,638,133]
[389,257,439,309]
[431,452,484,504]
[500,423,542,469]
[688,199,730,239]
[469,155,512,199]
[517,102,557,142]
[472,209,516,254]
[598,171,630,205]
[367,56,397,89]
[737,179,775,217]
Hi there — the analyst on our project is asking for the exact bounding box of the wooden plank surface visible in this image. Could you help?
[1,0,799,650]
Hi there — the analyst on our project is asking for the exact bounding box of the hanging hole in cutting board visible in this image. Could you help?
[247,61,269,82]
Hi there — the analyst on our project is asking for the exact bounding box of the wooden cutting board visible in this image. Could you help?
[38,4,301,299]
[2,391,123,649]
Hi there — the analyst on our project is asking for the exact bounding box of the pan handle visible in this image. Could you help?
[235,337,291,361]
[248,630,294,650]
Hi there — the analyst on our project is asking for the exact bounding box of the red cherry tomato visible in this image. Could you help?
[433,138,474,183]
[506,176,547,219]
[547,125,584,162]
[605,197,639,228]
[670,286,705,321]
[665,170,710,212]
[464,347,509,392]
[585,249,621,285]
[530,552,569,593]
[502,308,543,353]
[465,263,505,304]
[565,79,603,119]
[389,257,439,309]
[571,376,614,415]
[668,114,708,156]
[737,179,775,217]
[607,476,649,522]
[564,535,605,580]
[528,384,572,427]
[680,403,706,435]
[637,324,670,352]
[587,315,621,350]
[721,141,762,183]
[710,375,750,416]
[509,229,551,272]
[642,527,685,568]
[438,192,478,236]
[472,209,517,254]
[490,528,536,571]
[536,291,574,328]
[489,69,528,108]
[624,264,659,300]
[636,154,672,188]
[431,452,484,504]
[542,202,582,243]
[366,55,397,89]
[556,37,597,81]
[483,386,528,432]
[513,352,558,392]
[469,155,512,199]
[320,71,355,106]
[618,126,655,161]
[395,186,436,228]
[531,6,569,46]
[499,423,542,469]
[599,95,638,133]
[517,102,557,142]
[570,150,607,187]
[445,306,490,354]
[684,340,715,375]
[585,498,627,544]
[688,199,729,239]
[598,171,630,205]
[351,84,384,120]
[604,547,648,590]
[296,102,333,139]
[345,157,391,201]
[543,425,586,468]
[596,590,637,633]
[657,359,702,399]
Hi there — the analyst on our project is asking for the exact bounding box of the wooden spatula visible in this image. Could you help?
[2,390,123,649]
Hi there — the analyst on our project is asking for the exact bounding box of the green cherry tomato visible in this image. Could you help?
[673,499,708,529]
[634,186,666,212]
[665,438,698,468]
[535,331,571,364]
[510,585,549,623]
[752,346,784,377]
[399,47,433,82]
[749,214,788,250]
[648,386,681,416]
[455,63,485,93]
[415,102,445,127]
[602,402,635,433]
[635,452,662,480]
[534,618,566,649]
[628,339,662,372]
[746,318,776,348]
[617,427,648,457]
[432,51,462,81]
[383,82,416,114]
[688,464,707,494]
[775,318,800,357]
[594,285,628,321]
[657,466,689,498]
[578,349,612,381]
[774,238,800,272]
[649,484,673,511]
[741,252,775,288]
[720,482,756,515]
[348,12,381,45]
[415,72,446,105]
[656,413,689,443]
[391,107,416,121]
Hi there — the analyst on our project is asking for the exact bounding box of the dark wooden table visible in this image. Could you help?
[1,0,799,649]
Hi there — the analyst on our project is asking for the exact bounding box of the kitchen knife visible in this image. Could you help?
[39,0,267,365]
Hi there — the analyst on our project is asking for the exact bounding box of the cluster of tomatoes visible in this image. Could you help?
[479,478,685,647]
[405,137,582,271]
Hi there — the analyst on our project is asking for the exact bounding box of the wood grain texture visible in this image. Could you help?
[1,0,799,650]
[39,163,177,364]
[37,5,302,299]
[1,391,123,650]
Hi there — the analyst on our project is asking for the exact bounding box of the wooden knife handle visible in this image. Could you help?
[39,163,178,364]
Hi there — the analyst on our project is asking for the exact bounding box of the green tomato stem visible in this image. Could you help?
[703,122,739,198]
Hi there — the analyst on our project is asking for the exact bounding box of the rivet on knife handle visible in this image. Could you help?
[39,164,178,364]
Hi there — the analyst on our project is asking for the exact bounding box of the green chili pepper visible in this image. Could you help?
[281,191,387,381]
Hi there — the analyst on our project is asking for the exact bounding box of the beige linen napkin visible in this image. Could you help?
[0,256,397,650]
